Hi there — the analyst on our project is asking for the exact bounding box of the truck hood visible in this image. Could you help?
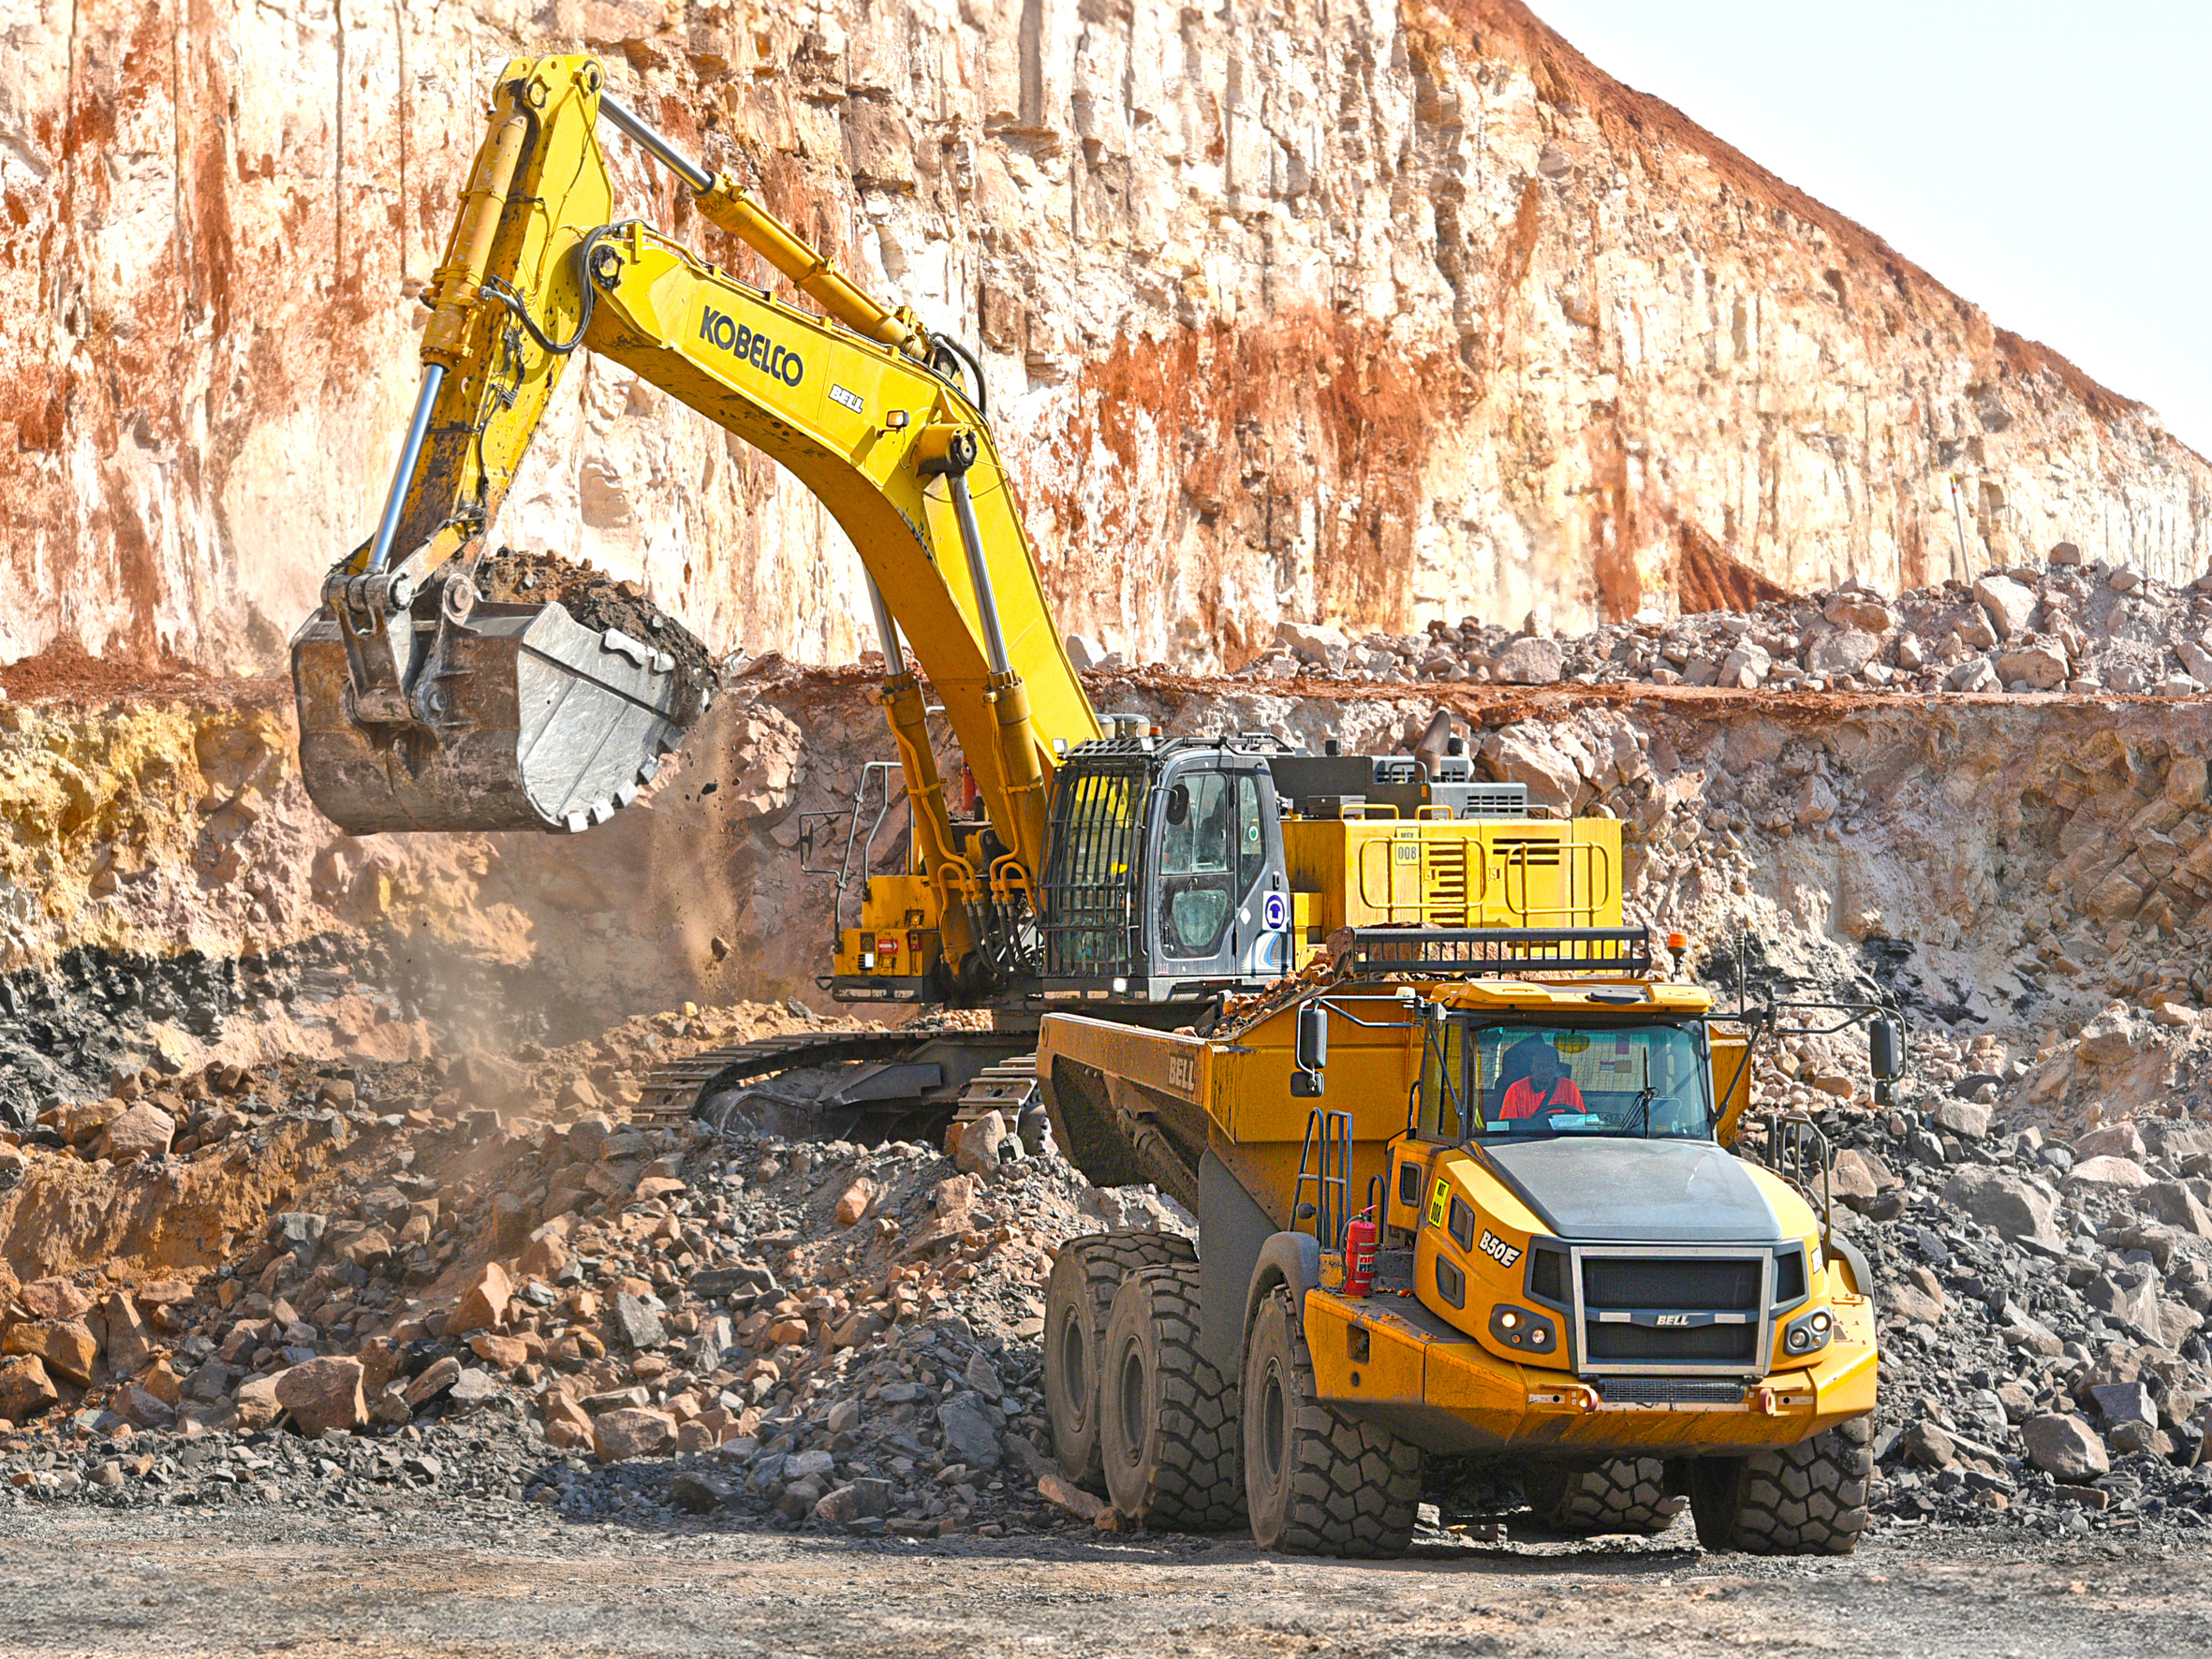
[1477,1138,1784,1243]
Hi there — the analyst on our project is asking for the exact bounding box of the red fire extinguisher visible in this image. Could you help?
[1343,1210,1379,1298]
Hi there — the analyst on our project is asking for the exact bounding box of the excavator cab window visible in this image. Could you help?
[1158,771,1237,957]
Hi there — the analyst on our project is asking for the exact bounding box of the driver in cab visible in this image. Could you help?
[1498,1041,1585,1120]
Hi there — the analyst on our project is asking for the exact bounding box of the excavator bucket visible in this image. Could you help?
[291,596,710,835]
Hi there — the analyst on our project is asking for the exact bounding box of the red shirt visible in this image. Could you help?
[1499,1076,1585,1120]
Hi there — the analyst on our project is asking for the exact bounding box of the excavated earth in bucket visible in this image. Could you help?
[291,550,716,837]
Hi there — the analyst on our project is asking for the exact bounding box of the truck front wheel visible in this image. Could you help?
[1689,1417,1875,1554]
[1099,1264,1246,1529]
[1242,1285,1422,1557]
[1044,1231,1197,1490]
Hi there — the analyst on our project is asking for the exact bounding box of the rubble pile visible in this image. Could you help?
[1237,552,2212,697]
[0,1004,1193,1540]
[1828,1097,2212,1534]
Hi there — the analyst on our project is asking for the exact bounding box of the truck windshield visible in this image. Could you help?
[1424,1023,1714,1141]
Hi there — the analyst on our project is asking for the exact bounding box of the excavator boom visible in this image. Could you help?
[294,56,1099,972]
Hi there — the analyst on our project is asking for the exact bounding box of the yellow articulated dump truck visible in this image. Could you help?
[1038,842,1897,1557]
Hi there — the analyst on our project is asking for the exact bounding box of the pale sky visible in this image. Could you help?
[1529,1,2212,456]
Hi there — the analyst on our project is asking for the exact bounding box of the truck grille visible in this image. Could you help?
[1575,1251,1771,1376]
[1582,1257,1762,1313]
[1585,1322,1759,1365]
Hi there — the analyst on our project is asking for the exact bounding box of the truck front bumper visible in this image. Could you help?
[1304,1287,1877,1459]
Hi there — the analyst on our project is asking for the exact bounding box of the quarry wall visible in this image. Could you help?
[2,0,2207,678]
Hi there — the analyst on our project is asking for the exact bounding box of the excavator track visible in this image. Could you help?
[633,1028,1037,1148]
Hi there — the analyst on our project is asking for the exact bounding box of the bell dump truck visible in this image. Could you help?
[1038,900,1895,1557]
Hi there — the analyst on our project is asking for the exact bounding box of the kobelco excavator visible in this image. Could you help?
[297,56,1896,1556]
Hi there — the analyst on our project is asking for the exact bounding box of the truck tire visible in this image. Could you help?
[1241,1285,1422,1557]
[1044,1231,1197,1490]
[1524,1459,1687,1535]
[1689,1417,1875,1554]
[1099,1264,1246,1530]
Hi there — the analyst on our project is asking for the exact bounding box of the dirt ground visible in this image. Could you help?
[0,1507,2205,1658]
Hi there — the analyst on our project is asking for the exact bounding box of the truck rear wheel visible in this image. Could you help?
[1524,1458,1687,1535]
[1690,1417,1874,1554]
[1044,1231,1197,1490]
[1099,1264,1246,1529]
[1242,1285,1422,1558]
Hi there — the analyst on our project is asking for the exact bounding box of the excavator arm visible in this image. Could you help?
[293,54,1101,989]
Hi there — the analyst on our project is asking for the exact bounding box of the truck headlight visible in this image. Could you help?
[1781,1307,1834,1357]
[1489,1303,1557,1353]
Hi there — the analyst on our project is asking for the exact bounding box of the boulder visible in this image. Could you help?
[1996,642,2069,690]
[593,1407,677,1463]
[1939,1167,2060,1246]
[954,1112,1009,1177]
[1899,1420,1956,1469]
[1482,729,1580,814]
[671,1470,739,1512]
[566,1113,616,1161]
[2021,1413,2108,1482]
[275,1356,367,1437]
[0,1355,57,1421]
[1806,628,1880,678]
[2086,1270,2161,1335]
[273,1211,329,1270]
[2067,1155,2152,1192]
[1973,574,2038,640]
[102,1293,153,1377]
[815,1477,896,1526]
[233,1370,288,1431]
[96,1101,175,1164]
[1718,644,1770,688]
[2089,1380,2158,1430]
[1494,637,1564,684]
[612,1292,666,1351]
[468,1333,530,1373]
[1276,620,1349,667]
[451,1261,512,1334]
[113,1383,175,1430]
[518,1227,572,1282]
[541,1392,594,1450]
[405,1356,463,1407]
[2139,1181,2212,1238]
[2073,1122,2146,1162]
[3,1318,98,1385]
[1930,1100,1992,1140]
[936,1389,1003,1468]
[1824,591,1895,633]
[17,1278,94,1322]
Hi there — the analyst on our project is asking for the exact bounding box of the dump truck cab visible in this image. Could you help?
[1038,917,1890,1558]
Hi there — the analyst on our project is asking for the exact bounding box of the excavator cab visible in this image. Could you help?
[1038,737,1290,1002]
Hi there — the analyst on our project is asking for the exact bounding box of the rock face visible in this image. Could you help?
[0,1,2205,679]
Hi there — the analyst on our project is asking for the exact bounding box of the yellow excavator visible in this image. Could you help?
[296,56,1896,1555]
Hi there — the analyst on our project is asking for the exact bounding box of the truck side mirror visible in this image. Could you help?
[1292,1003,1329,1097]
[1868,1017,1902,1105]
